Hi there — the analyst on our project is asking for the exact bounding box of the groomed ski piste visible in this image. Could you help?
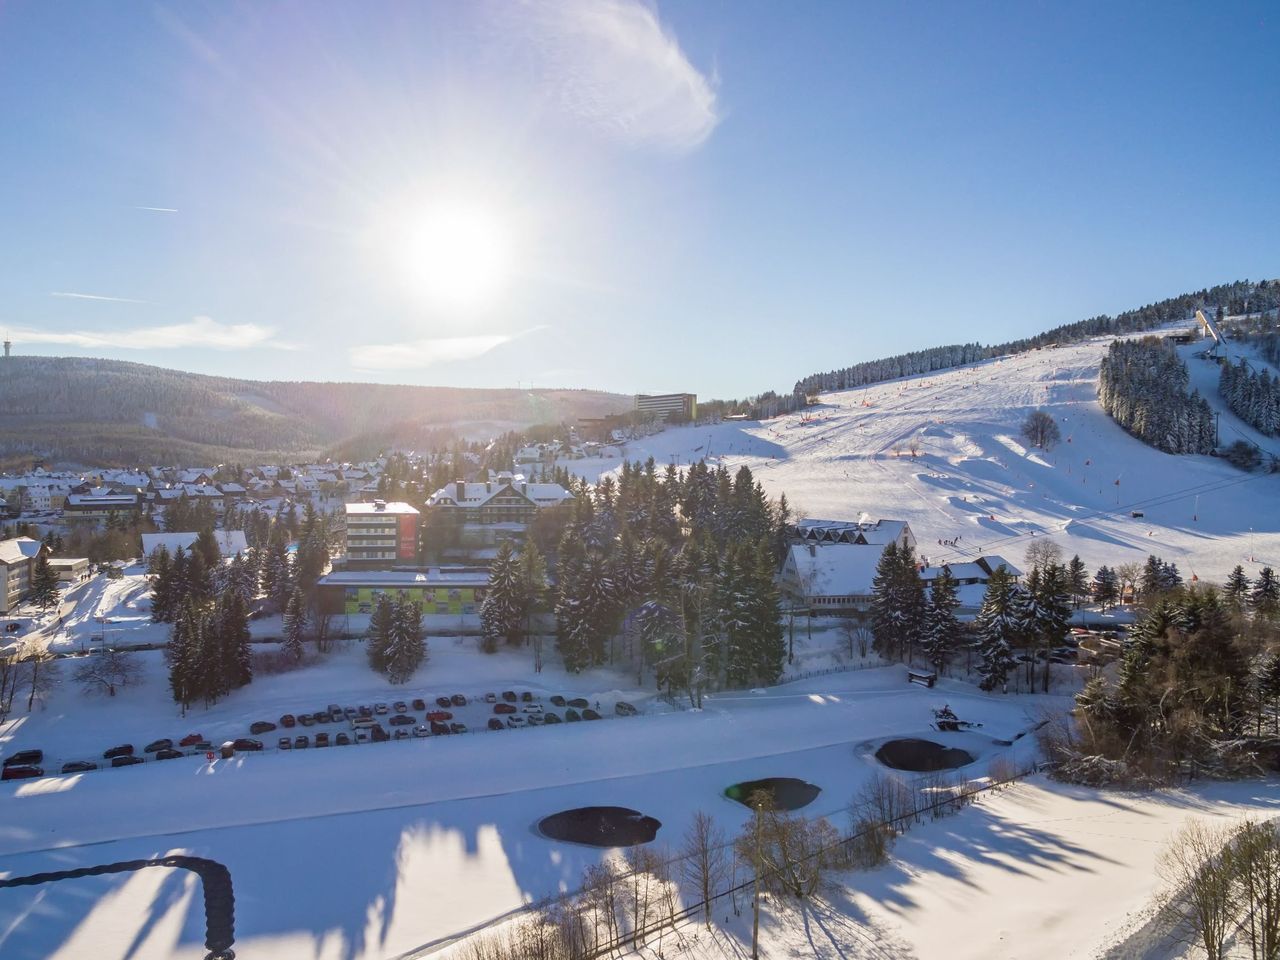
[2,329,1278,959]
[568,330,1280,579]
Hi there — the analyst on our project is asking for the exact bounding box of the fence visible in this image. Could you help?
[776,660,887,685]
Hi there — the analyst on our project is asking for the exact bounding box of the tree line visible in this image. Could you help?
[1220,356,1280,437]
[1098,337,1216,455]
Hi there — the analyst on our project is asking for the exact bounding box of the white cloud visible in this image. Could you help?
[514,0,719,152]
[51,291,149,304]
[10,316,292,351]
[350,333,516,371]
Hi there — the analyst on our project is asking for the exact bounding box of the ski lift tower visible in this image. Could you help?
[1195,309,1225,359]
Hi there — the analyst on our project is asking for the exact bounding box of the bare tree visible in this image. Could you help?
[1158,818,1239,960]
[680,810,728,928]
[1116,562,1142,605]
[72,649,142,696]
[1226,819,1280,960]
[840,617,872,659]
[1022,409,1061,449]
[1024,538,1063,573]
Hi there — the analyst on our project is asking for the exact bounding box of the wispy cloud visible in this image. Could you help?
[512,0,719,152]
[135,206,179,213]
[51,291,149,304]
[9,316,292,351]
[350,327,546,371]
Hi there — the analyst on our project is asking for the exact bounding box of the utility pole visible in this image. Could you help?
[751,798,764,959]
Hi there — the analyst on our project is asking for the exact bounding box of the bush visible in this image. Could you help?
[1223,440,1262,471]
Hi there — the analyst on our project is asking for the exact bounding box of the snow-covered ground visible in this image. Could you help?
[617,776,1280,960]
[566,333,1280,580]
[0,663,1050,960]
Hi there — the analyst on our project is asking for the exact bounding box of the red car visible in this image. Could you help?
[427,710,453,722]
[280,714,297,728]
[2,764,42,780]
[493,703,517,715]
[179,733,204,748]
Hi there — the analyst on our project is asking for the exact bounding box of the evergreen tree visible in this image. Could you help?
[973,566,1021,692]
[1066,555,1089,609]
[517,542,549,668]
[29,553,60,612]
[281,587,307,662]
[383,598,427,684]
[366,592,396,675]
[922,568,962,675]
[219,588,253,689]
[1028,562,1071,692]
[1092,565,1119,611]
[148,546,175,623]
[1251,567,1279,620]
[1224,564,1252,611]
[479,541,522,653]
[194,528,222,570]
[167,601,199,714]
[197,606,227,707]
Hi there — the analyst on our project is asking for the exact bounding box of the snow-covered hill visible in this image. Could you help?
[569,333,1280,579]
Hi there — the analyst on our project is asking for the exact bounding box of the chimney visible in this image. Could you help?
[485,481,492,494]
[521,481,528,496]
[455,480,465,502]
[808,543,815,557]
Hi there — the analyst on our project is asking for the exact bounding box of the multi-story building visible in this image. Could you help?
[317,567,489,617]
[62,492,142,524]
[344,500,420,568]
[635,392,697,422]
[425,472,574,525]
[0,537,45,614]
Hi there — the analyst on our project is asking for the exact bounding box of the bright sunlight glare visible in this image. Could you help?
[396,202,511,311]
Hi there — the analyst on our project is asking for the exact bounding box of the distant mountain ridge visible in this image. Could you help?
[0,355,630,467]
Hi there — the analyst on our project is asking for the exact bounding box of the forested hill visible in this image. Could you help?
[0,356,629,467]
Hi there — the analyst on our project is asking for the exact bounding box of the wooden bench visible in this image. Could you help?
[907,670,937,688]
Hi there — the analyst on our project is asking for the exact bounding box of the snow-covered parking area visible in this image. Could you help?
[0,667,1044,960]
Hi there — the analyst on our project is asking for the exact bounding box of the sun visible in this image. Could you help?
[396,202,510,310]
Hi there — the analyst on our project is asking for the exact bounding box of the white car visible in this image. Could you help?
[522,703,543,714]
[354,729,371,744]
[413,725,431,738]
[506,715,527,729]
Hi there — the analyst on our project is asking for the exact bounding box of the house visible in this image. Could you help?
[788,518,916,552]
[0,537,46,613]
[62,492,142,524]
[140,530,249,559]
[919,556,1024,615]
[317,567,490,617]
[425,472,574,525]
[777,542,884,614]
[48,557,91,583]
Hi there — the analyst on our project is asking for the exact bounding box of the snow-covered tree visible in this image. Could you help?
[281,587,307,662]
[922,568,961,675]
[973,566,1022,692]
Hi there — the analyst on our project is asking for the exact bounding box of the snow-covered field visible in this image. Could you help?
[568,334,1280,580]
[0,662,1050,960]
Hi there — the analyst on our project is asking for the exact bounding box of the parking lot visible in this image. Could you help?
[2,688,641,780]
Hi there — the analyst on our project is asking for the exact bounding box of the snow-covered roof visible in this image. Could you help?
[319,567,488,587]
[141,530,249,557]
[0,537,44,565]
[784,543,885,597]
[426,477,573,509]
[346,501,419,516]
[790,517,911,546]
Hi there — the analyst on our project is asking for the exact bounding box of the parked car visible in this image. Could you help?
[413,725,431,738]
[393,701,408,714]
[493,703,517,715]
[249,721,276,735]
[506,715,527,729]
[155,748,184,760]
[357,705,373,718]
[549,695,567,707]
[313,711,331,724]
[567,698,589,709]
[3,764,43,780]
[543,712,562,725]
[335,732,351,746]
[294,735,309,749]
[427,710,453,722]
[564,709,581,722]
[487,718,505,731]
[278,737,292,750]
[280,714,297,728]
[371,724,389,743]
[328,703,342,718]
[144,739,173,753]
[394,729,410,741]
[103,744,134,760]
[354,729,371,744]
[60,760,97,773]
[449,722,467,734]
[411,698,427,712]
[582,709,602,721]
[520,691,534,703]
[429,720,450,735]
[484,692,497,703]
[435,696,452,708]
[232,738,263,751]
[191,741,214,752]
[4,749,43,767]
[315,733,330,747]
[351,716,376,730]
[374,703,389,715]
[615,701,637,716]
[111,755,144,768]
[343,707,359,720]
[4,622,21,633]
[523,703,543,714]
[450,694,467,707]
[501,690,517,703]
[389,715,415,727]
[179,733,205,747]
[299,714,315,727]
[526,714,544,726]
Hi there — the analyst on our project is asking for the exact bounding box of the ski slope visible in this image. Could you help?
[570,334,1280,579]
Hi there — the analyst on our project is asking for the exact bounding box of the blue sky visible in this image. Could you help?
[1,1,1276,399]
